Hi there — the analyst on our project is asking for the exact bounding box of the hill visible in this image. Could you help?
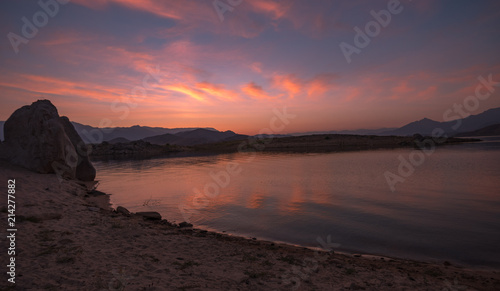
[2,107,499,141]
[143,128,248,146]
[455,124,500,137]
[382,118,450,136]
[381,107,500,136]
[70,122,217,144]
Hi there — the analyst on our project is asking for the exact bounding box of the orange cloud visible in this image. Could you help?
[241,82,279,100]
[267,72,338,100]
[0,74,123,102]
[196,82,240,102]
[163,84,208,103]
[248,0,290,19]
[272,74,302,98]
[305,73,337,99]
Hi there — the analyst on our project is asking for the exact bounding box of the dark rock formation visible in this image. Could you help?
[116,206,131,216]
[178,221,193,228]
[0,100,96,181]
[136,211,162,220]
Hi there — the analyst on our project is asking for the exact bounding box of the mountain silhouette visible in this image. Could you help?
[143,128,248,146]
[381,107,500,136]
[455,124,500,137]
[1,107,499,141]
[70,122,217,144]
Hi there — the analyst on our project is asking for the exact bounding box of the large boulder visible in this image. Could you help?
[0,100,96,181]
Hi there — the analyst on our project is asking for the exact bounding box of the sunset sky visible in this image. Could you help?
[1,0,500,134]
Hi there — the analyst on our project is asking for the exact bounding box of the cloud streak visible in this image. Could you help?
[1,0,499,134]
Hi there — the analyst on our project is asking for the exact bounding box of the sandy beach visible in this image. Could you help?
[2,0,500,289]
[1,160,499,290]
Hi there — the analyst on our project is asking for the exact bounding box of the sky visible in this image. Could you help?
[1,0,500,135]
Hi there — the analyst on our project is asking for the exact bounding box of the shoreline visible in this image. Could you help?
[180,225,500,273]
[1,160,500,290]
[89,133,482,161]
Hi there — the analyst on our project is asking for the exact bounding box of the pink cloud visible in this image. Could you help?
[250,62,263,73]
[248,0,290,20]
[241,82,280,100]
[271,74,302,98]
[196,82,241,102]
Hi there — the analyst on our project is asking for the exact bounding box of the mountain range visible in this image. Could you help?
[455,123,500,137]
[1,107,499,144]
[291,107,500,137]
[142,128,248,146]
[379,107,500,136]
[70,122,218,144]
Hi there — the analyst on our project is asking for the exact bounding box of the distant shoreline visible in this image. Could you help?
[89,133,482,160]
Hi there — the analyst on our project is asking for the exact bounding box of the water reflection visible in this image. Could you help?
[94,138,500,267]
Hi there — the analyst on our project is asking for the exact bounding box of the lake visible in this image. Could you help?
[93,136,500,268]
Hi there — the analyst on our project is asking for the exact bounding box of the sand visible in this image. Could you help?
[1,160,499,290]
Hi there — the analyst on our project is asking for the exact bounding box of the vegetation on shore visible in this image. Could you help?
[89,133,481,160]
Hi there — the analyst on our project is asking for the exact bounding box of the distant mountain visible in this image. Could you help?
[2,107,499,141]
[0,119,237,144]
[381,107,500,136]
[381,118,447,136]
[451,107,500,132]
[70,122,217,144]
[143,128,248,146]
[287,107,500,137]
[455,124,500,137]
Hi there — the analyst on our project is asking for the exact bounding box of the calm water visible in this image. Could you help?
[94,137,500,267]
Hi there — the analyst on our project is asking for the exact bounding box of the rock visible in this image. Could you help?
[88,207,100,212]
[178,221,193,228]
[59,116,96,181]
[116,206,131,216]
[87,189,107,196]
[0,100,96,181]
[136,211,162,220]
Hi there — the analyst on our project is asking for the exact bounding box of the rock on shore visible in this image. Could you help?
[0,99,95,181]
